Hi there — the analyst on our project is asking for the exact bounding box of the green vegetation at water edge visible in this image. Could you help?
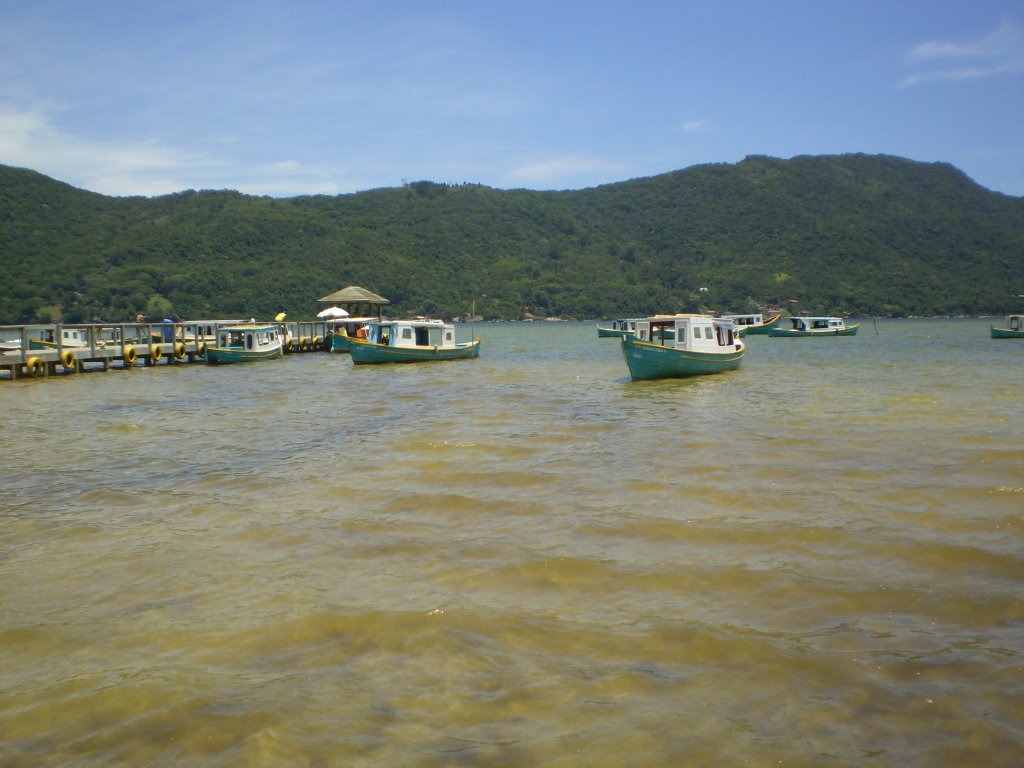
[1,153,1021,323]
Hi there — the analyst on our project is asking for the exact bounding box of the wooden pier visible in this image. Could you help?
[1,320,334,381]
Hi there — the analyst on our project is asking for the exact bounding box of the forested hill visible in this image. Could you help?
[1,153,1022,324]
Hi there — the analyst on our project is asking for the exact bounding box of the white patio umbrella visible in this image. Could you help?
[317,306,350,319]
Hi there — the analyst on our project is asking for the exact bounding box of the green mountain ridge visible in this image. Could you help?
[1,153,1022,323]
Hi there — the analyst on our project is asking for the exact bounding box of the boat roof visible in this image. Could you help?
[318,285,389,304]
[219,323,281,331]
[644,313,727,322]
[372,317,448,327]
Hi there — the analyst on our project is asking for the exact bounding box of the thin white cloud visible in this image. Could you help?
[681,119,709,133]
[0,105,352,196]
[902,21,1024,87]
[0,105,203,194]
[502,154,629,189]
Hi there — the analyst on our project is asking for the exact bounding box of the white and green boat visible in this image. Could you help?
[349,318,481,364]
[991,314,1024,339]
[205,323,284,364]
[597,318,639,338]
[620,314,744,381]
[719,311,782,336]
[325,317,378,352]
[769,316,859,337]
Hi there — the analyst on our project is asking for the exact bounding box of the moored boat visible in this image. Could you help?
[769,316,859,337]
[325,317,377,352]
[597,318,639,338]
[990,314,1024,339]
[28,327,94,350]
[719,311,782,336]
[620,314,744,381]
[205,323,284,364]
[348,318,481,364]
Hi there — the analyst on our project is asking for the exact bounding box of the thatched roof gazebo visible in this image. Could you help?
[317,286,389,319]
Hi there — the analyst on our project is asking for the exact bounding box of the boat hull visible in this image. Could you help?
[205,347,283,364]
[991,326,1024,339]
[349,337,481,364]
[328,331,353,352]
[621,335,743,381]
[769,324,859,337]
[735,313,783,336]
[597,327,629,338]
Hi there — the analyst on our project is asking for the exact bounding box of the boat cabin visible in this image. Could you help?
[41,328,86,346]
[1005,314,1023,332]
[365,319,456,348]
[718,313,764,328]
[327,316,378,339]
[785,316,847,332]
[217,324,281,351]
[635,314,737,351]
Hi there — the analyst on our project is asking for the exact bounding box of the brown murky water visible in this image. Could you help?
[2,319,1021,766]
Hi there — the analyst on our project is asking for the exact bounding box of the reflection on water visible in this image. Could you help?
[1,319,1021,766]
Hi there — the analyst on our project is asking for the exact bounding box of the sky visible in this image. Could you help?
[1,0,1022,198]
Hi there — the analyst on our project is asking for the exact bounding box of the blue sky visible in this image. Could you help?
[1,0,1022,198]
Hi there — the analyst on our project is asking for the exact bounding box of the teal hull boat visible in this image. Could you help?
[991,327,1024,339]
[349,336,480,363]
[991,314,1024,338]
[597,319,638,338]
[205,346,284,363]
[727,312,783,337]
[769,316,858,337]
[769,325,859,337]
[620,315,744,381]
[328,332,353,352]
[349,318,480,364]
[205,323,284,364]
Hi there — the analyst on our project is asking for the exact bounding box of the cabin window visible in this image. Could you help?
[704,327,713,339]
[246,334,253,349]
[677,327,686,342]
[403,328,414,340]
